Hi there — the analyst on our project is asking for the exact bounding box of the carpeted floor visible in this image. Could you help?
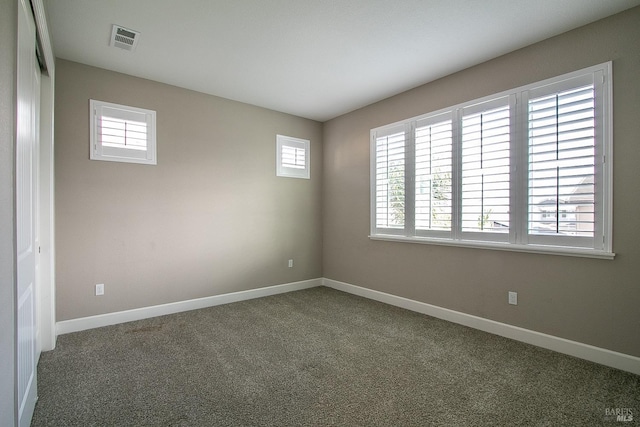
[32,287,639,426]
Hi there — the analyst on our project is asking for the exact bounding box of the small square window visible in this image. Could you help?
[90,99,157,165]
[276,134,310,179]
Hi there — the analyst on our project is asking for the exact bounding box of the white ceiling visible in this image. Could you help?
[46,0,640,122]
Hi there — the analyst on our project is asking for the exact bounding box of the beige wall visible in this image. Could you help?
[323,7,640,357]
[0,0,17,423]
[55,60,323,321]
[55,8,640,358]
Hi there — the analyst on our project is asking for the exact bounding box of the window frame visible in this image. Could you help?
[370,62,613,259]
[90,99,157,165]
[276,134,310,179]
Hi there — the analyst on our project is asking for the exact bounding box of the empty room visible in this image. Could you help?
[2,1,640,426]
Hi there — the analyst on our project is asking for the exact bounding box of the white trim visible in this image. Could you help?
[55,276,639,375]
[37,73,56,351]
[29,0,57,354]
[602,62,614,254]
[56,278,322,335]
[369,234,615,260]
[323,278,640,375]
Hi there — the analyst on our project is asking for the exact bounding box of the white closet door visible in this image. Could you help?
[16,0,39,425]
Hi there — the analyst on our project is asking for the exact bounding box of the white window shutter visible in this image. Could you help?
[460,99,511,237]
[374,127,406,231]
[90,100,157,165]
[415,115,453,233]
[526,80,597,247]
[369,62,612,258]
[276,135,310,179]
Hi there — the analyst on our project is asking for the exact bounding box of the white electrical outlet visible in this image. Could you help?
[508,291,517,305]
[95,283,105,296]
[288,259,294,268]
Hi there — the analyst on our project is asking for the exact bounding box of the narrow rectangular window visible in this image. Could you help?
[415,116,452,232]
[374,128,406,230]
[528,84,595,237]
[461,100,511,237]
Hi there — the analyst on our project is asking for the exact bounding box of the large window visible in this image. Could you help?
[370,63,613,259]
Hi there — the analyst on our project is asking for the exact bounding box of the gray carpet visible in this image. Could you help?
[32,287,639,426]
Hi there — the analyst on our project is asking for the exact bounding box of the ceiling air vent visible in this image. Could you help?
[110,25,140,52]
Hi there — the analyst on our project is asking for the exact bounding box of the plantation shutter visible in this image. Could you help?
[374,127,406,231]
[90,100,156,165]
[276,135,310,179]
[281,145,306,170]
[370,63,611,257]
[99,108,148,151]
[460,98,511,238]
[527,82,596,241]
[415,115,453,233]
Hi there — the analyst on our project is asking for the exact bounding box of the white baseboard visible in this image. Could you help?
[56,278,322,335]
[56,276,639,375]
[323,278,640,376]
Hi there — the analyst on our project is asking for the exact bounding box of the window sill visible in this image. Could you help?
[369,234,615,260]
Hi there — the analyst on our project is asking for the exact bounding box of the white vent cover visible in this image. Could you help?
[110,25,140,51]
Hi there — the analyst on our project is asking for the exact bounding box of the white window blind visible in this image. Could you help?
[461,100,511,237]
[276,134,310,179]
[281,145,306,170]
[100,116,147,150]
[527,85,595,238]
[415,116,452,233]
[370,62,613,259]
[374,128,406,230]
[90,100,156,165]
